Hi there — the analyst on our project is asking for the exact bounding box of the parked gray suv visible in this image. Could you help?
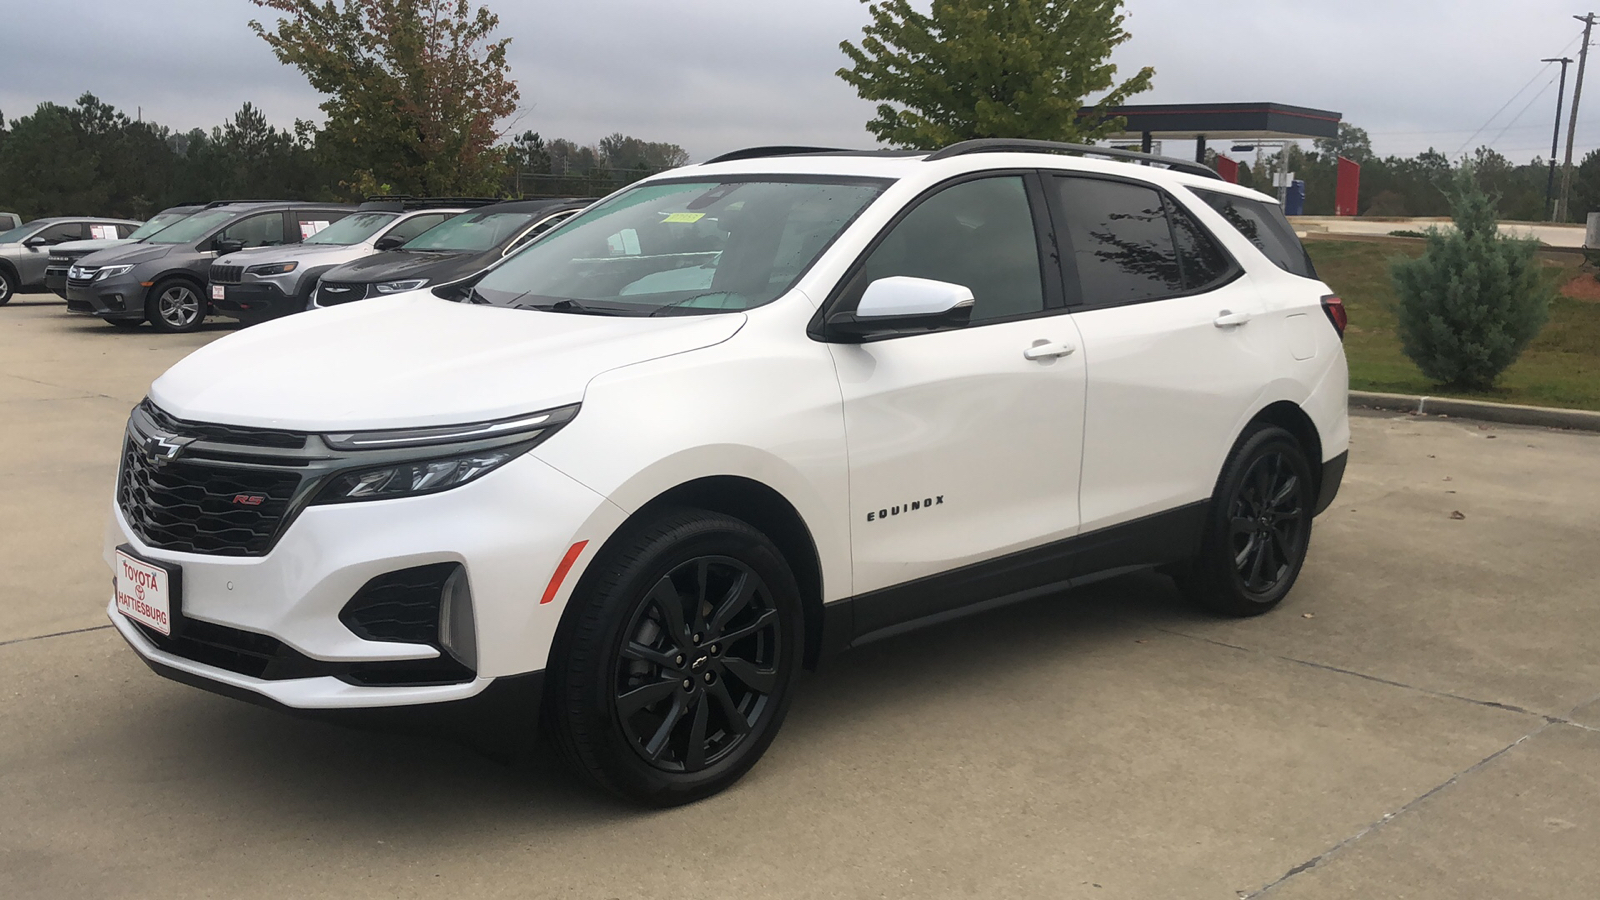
[66,201,353,331]
[0,217,142,305]
[45,205,207,299]
[209,198,480,325]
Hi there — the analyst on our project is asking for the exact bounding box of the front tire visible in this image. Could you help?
[146,279,206,333]
[1177,425,1315,617]
[545,510,803,806]
[0,267,15,305]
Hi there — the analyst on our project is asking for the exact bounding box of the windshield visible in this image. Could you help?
[0,223,39,244]
[125,210,193,241]
[402,212,535,252]
[473,178,888,315]
[146,208,239,244]
[304,211,397,245]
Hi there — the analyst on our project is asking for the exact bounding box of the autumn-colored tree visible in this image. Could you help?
[248,0,519,196]
[838,0,1154,148]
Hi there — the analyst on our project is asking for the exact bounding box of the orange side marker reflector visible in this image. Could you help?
[540,540,589,605]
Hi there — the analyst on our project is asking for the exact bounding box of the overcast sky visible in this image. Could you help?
[4,0,1598,164]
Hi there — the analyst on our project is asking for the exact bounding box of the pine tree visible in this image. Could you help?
[837,0,1154,148]
[1391,165,1552,391]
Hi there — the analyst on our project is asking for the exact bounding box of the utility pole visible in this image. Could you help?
[1558,13,1596,222]
[1546,57,1573,220]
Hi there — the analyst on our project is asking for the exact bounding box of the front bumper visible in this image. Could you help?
[44,268,69,298]
[66,276,146,319]
[209,281,302,320]
[106,450,626,709]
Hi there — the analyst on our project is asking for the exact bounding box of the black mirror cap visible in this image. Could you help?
[822,303,974,343]
[214,238,245,255]
[373,236,405,251]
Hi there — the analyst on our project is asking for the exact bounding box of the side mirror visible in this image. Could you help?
[23,235,50,247]
[824,276,975,342]
[213,238,245,255]
[373,236,404,251]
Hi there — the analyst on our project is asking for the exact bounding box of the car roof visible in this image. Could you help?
[21,216,143,224]
[675,143,1281,206]
[467,197,596,215]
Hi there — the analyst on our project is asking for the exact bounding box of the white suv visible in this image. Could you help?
[105,141,1349,806]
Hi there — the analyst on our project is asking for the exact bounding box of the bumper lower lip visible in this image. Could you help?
[66,277,145,317]
[109,599,492,709]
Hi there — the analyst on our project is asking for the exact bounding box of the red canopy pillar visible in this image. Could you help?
[1336,156,1361,216]
[1215,155,1239,184]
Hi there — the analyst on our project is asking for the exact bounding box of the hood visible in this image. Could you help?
[149,291,746,431]
[79,242,173,267]
[217,243,357,267]
[322,249,484,286]
[52,238,129,256]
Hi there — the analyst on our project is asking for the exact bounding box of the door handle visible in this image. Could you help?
[1213,310,1252,328]
[1023,340,1076,361]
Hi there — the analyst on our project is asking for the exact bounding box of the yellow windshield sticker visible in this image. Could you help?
[661,212,705,224]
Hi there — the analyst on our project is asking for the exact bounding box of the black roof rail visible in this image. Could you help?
[924,138,1223,180]
[359,196,502,212]
[703,145,852,164]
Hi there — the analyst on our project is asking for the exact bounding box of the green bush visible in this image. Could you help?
[1390,166,1552,390]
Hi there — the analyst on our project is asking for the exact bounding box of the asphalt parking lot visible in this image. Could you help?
[2,293,1598,899]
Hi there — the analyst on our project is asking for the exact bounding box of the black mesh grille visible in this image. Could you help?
[135,618,473,684]
[141,400,306,449]
[119,438,303,556]
[209,264,244,285]
[316,282,368,305]
[340,563,457,643]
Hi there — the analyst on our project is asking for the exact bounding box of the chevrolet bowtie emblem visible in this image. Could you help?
[145,433,196,461]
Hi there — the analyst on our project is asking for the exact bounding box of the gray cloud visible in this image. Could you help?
[1,0,1595,163]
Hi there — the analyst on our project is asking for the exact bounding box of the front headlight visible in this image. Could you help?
[374,279,428,294]
[95,265,135,281]
[313,447,525,503]
[246,261,298,276]
[310,404,579,504]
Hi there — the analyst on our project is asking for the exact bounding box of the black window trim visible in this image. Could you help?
[808,169,1067,343]
[1041,170,1243,313]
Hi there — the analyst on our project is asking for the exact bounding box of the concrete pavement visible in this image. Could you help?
[2,294,1598,899]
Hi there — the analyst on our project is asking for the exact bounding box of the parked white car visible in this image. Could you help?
[105,141,1349,806]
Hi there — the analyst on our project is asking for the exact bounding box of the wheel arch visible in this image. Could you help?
[1244,399,1326,497]
[558,474,830,672]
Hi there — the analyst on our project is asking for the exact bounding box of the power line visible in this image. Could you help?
[1488,76,1559,147]
[1453,30,1584,156]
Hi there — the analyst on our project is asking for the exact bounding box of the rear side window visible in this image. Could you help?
[1193,189,1316,278]
[1054,177,1234,306]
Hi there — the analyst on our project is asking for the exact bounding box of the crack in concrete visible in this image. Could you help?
[1243,723,1553,898]
[1147,627,1600,897]
[0,624,113,648]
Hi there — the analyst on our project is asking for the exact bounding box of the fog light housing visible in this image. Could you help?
[438,565,478,670]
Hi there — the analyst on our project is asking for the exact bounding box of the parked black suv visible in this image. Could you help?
[67,201,354,331]
[311,198,591,308]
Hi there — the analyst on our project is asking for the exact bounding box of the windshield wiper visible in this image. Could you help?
[516,298,623,316]
[648,292,741,317]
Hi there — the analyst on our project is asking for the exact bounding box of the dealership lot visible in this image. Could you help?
[2,294,1597,899]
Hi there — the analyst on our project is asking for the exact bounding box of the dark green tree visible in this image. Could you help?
[1390,165,1552,390]
[837,0,1154,147]
[249,0,520,196]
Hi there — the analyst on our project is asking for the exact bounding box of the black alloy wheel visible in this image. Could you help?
[545,509,802,806]
[615,556,782,772]
[1178,425,1315,616]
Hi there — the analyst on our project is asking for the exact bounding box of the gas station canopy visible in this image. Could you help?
[1088,102,1343,160]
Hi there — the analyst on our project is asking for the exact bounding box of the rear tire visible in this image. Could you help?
[0,267,15,306]
[146,278,206,333]
[1176,425,1315,617]
[544,509,803,807]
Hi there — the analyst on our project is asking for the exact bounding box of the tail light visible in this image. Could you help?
[1321,294,1347,339]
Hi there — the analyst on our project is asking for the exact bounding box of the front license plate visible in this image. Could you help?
[115,548,179,636]
[211,284,226,301]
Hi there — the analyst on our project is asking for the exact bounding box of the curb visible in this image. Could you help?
[1350,390,1600,433]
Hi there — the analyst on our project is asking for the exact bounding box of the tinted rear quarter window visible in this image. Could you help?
[1193,189,1316,278]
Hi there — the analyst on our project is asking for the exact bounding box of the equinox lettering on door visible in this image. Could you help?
[866,496,944,522]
